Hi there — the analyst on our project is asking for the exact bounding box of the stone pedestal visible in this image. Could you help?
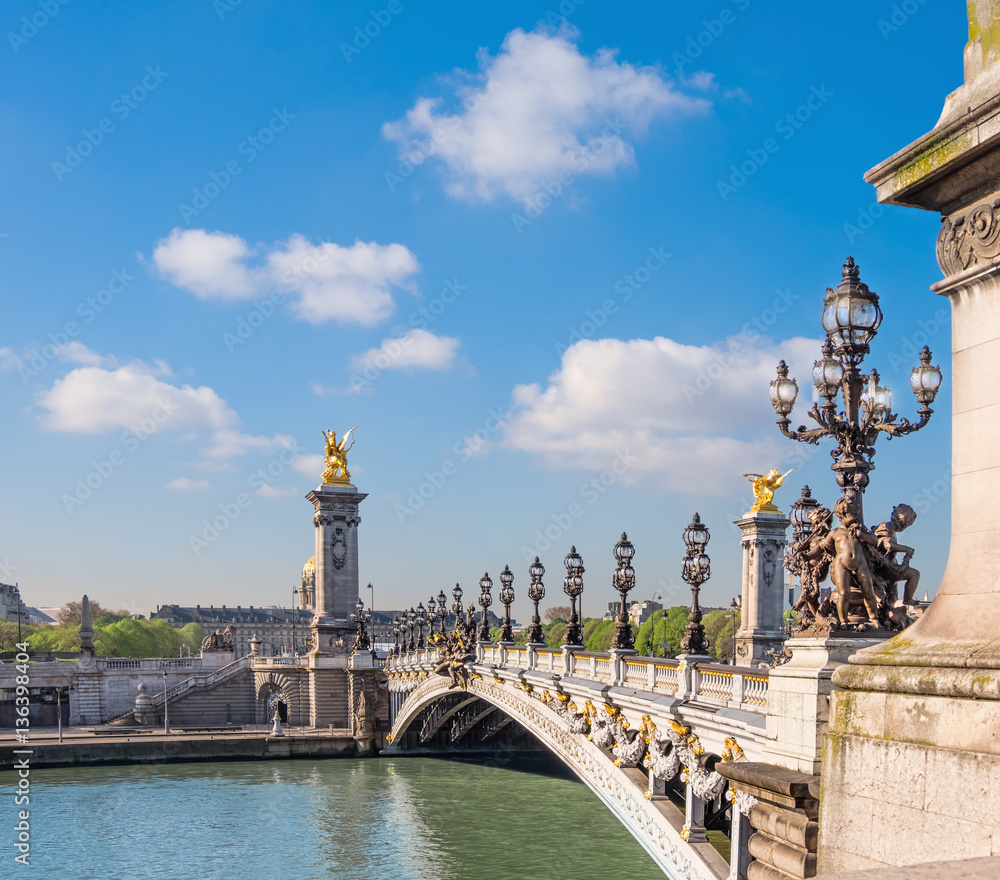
[306,483,367,651]
[819,4,1000,872]
[761,637,879,775]
[734,511,789,666]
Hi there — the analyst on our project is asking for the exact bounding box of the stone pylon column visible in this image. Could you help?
[306,484,367,649]
[819,4,1000,871]
[733,511,789,665]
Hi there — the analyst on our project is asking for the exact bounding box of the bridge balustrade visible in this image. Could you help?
[384,644,769,714]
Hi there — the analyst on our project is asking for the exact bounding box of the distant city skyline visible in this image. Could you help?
[0,2,964,623]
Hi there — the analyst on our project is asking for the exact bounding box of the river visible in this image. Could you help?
[29,755,665,878]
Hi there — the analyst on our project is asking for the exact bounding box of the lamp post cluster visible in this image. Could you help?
[769,257,942,516]
[562,547,585,647]
[350,598,371,651]
[612,533,636,651]
[527,557,546,645]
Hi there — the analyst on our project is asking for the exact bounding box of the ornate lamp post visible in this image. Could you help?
[729,597,740,665]
[478,573,493,642]
[426,596,436,638]
[769,257,943,516]
[350,597,370,652]
[437,589,448,634]
[406,607,416,652]
[612,533,637,651]
[527,557,546,645]
[498,565,515,643]
[679,514,711,655]
[415,602,426,649]
[563,547,585,647]
[785,485,821,605]
[451,584,464,634]
[392,615,401,652]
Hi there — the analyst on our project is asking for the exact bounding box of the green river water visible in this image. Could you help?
[27,755,666,879]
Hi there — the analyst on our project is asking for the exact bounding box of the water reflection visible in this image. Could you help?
[32,756,665,880]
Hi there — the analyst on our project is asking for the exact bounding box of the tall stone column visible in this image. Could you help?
[819,4,1000,872]
[733,511,789,666]
[306,484,367,649]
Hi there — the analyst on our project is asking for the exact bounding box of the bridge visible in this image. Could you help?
[386,641,775,880]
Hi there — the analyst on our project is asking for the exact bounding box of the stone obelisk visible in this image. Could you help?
[819,5,1000,871]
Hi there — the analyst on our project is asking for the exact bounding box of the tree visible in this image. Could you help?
[56,599,111,626]
[545,621,567,648]
[704,609,739,662]
[634,607,689,657]
[178,623,206,653]
[584,619,616,652]
[544,606,571,623]
[95,617,156,657]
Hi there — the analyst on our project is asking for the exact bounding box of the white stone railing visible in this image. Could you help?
[384,643,768,714]
[98,657,196,671]
[251,656,306,668]
[149,655,252,706]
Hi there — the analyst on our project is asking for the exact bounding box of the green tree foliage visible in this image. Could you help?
[545,621,567,648]
[178,623,206,653]
[634,607,689,657]
[704,609,741,662]
[56,599,112,625]
[585,619,616,652]
[96,618,157,657]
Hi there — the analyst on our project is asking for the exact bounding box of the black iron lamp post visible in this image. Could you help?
[786,485,822,606]
[563,547,585,647]
[527,557,546,645]
[415,602,426,649]
[498,565,515,643]
[426,596,436,638]
[351,597,370,652]
[392,615,401,652]
[406,607,416,652]
[451,584,464,634]
[291,587,299,655]
[769,258,943,516]
[729,597,740,665]
[13,584,22,643]
[478,573,493,642]
[436,589,448,634]
[612,533,637,651]
[680,513,711,655]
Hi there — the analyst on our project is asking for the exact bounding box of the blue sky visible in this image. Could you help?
[0,1,965,622]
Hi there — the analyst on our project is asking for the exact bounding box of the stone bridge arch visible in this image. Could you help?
[254,670,303,726]
[388,675,728,880]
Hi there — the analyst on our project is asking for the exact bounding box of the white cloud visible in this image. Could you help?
[149,228,420,326]
[382,25,709,204]
[256,484,301,499]
[151,228,258,300]
[350,329,460,375]
[291,454,326,478]
[54,342,118,368]
[37,361,234,435]
[0,348,23,371]
[502,333,821,494]
[36,355,298,465]
[165,477,209,491]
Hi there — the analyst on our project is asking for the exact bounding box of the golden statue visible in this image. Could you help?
[322,427,357,485]
[742,467,794,514]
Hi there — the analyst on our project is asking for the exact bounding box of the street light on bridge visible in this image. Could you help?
[769,257,942,516]
[612,533,636,652]
[478,573,493,643]
[680,513,711,656]
[527,557,546,646]
[451,584,463,635]
[499,566,515,644]
[563,547,585,647]
[415,602,426,649]
[436,589,448,635]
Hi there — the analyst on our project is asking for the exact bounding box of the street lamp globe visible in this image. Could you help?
[820,256,883,363]
[812,339,845,401]
[769,361,799,416]
[910,345,943,404]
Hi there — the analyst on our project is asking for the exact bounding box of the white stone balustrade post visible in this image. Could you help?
[728,804,753,880]
[732,672,744,707]
[683,781,708,843]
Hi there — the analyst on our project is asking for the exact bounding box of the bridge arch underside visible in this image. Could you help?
[387,677,731,880]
